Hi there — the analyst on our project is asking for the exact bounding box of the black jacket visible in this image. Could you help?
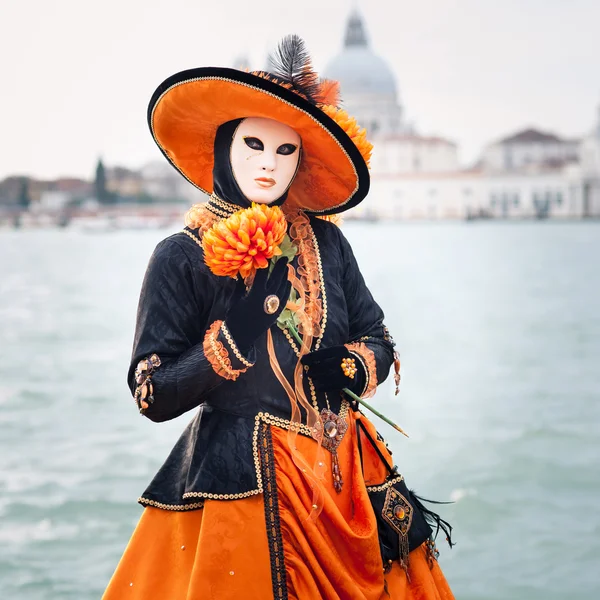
[128,217,395,507]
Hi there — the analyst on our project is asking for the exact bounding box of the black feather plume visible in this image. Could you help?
[267,35,322,105]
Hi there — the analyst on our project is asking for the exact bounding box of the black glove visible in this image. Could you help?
[225,258,291,355]
[300,345,366,395]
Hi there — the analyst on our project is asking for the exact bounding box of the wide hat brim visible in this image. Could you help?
[148,67,370,215]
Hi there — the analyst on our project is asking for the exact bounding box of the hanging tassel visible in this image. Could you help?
[399,533,411,581]
[331,452,343,493]
[410,491,455,549]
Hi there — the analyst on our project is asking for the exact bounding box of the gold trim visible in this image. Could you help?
[257,410,314,437]
[138,497,205,510]
[348,350,369,397]
[182,410,317,501]
[280,221,329,412]
[182,228,203,247]
[182,489,261,500]
[366,475,404,493]
[150,75,359,214]
[143,409,344,508]
[208,193,240,216]
[220,321,254,368]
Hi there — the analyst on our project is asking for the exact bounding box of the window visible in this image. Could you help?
[490,193,497,207]
[555,191,563,206]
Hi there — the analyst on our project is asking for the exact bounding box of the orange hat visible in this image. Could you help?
[148,35,373,215]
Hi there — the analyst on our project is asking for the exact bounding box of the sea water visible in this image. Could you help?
[0,221,598,599]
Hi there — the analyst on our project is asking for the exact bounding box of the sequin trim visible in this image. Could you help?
[138,497,204,510]
[221,321,254,368]
[203,319,250,381]
[366,475,404,493]
[181,410,327,501]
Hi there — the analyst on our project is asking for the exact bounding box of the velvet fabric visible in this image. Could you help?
[224,257,291,355]
[300,344,367,395]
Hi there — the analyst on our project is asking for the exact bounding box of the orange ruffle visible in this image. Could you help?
[346,341,378,398]
[203,319,248,381]
[184,202,219,235]
[284,208,323,339]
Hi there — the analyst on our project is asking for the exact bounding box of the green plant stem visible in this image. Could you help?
[281,321,409,438]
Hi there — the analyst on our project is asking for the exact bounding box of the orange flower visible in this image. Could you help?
[320,104,373,168]
[202,203,287,280]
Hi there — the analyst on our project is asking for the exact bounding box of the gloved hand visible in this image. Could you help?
[225,258,291,355]
[300,345,366,395]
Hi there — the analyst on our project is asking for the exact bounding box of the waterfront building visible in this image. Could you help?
[326,10,600,220]
[481,128,580,173]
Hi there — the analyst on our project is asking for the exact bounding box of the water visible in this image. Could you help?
[0,222,598,599]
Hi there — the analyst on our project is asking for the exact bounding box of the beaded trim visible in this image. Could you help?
[207,193,240,217]
[257,411,314,437]
[138,497,204,511]
[181,411,321,502]
[182,488,262,501]
[366,475,404,493]
[258,421,289,598]
[137,411,339,509]
[203,319,251,381]
[220,321,254,368]
[183,411,264,500]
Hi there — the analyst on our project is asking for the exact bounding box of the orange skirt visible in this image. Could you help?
[103,412,454,599]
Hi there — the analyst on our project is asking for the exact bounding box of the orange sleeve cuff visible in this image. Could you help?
[345,342,378,398]
[203,320,254,381]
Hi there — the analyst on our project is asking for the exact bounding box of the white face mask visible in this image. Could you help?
[230,117,302,204]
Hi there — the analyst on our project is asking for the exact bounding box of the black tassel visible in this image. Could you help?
[267,35,322,104]
[410,491,455,549]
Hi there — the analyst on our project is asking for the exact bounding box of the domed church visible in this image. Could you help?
[324,10,459,177]
[324,10,406,138]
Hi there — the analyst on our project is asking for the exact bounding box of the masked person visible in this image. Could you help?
[103,36,454,600]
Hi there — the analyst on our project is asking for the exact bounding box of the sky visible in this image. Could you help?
[1,0,599,180]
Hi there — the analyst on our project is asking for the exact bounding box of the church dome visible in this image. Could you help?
[323,11,397,98]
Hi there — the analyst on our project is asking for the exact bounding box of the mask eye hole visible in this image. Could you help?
[277,143,298,156]
[243,137,264,151]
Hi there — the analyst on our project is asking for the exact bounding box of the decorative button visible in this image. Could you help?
[324,421,338,438]
[393,505,406,520]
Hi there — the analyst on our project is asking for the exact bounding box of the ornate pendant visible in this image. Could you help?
[320,408,348,493]
[382,486,413,577]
